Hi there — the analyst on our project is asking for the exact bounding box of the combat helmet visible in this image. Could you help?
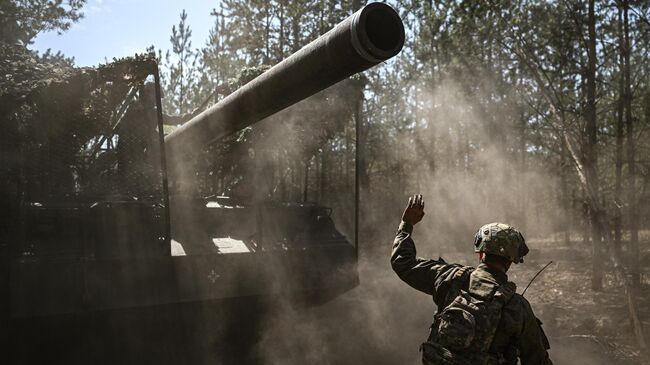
[473,223,529,264]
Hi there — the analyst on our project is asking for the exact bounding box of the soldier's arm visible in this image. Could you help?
[518,299,553,365]
[390,221,461,297]
[390,195,462,298]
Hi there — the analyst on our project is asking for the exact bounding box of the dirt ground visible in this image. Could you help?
[516,231,650,365]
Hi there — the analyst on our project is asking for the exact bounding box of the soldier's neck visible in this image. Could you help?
[483,261,509,274]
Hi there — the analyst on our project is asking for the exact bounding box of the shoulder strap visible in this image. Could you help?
[446,266,474,301]
[455,265,474,279]
[492,281,517,304]
[476,281,517,355]
[433,265,475,308]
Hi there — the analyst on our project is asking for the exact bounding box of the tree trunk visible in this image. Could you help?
[290,5,301,53]
[349,0,367,195]
[319,148,327,202]
[614,5,625,256]
[352,0,361,12]
[356,104,369,191]
[582,201,590,246]
[585,0,603,290]
[278,2,285,61]
[622,0,639,286]
[560,139,570,245]
[302,161,309,202]
[264,3,270,64]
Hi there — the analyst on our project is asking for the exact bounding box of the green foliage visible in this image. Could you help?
[161,9,199,116]
[0,0,85,102]
[0,0,86,45]
[0,43,71,99]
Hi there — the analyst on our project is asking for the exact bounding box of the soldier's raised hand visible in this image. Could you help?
[402,194,425,225]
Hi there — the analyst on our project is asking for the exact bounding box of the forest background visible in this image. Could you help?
[149,0,650,298]
[161,0,650,277]
[2,0,650,363]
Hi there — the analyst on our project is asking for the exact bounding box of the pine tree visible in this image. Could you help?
[162,9,199,116]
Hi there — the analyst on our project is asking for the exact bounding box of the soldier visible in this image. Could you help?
[391,194,552,365]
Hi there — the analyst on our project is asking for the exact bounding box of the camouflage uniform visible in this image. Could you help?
[391,222,552,365]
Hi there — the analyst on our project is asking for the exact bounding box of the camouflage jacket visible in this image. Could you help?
[391,222,553,365]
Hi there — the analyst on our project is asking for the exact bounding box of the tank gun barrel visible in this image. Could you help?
[164,3,404,163]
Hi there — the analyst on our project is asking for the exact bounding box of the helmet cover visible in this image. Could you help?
[473,223,529,264]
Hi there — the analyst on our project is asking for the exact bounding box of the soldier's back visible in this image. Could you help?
[430,263,551,364]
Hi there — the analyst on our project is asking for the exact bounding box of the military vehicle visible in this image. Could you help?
[0,3,404,363]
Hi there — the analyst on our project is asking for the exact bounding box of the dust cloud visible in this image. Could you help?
[163,64,633,364]
[191,76,624,364]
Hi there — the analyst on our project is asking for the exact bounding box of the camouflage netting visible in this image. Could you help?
[2,54,162,199]
[0,54,169,257]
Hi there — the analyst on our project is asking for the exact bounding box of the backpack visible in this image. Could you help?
[421,267,517,365]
